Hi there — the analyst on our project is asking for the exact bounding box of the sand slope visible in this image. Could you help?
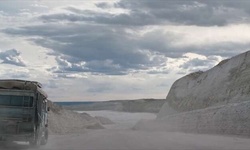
[159,51,250,114]
[47,101,104,134]
[136,51,250,136]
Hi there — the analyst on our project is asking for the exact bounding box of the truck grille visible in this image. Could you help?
[0,120,34,135]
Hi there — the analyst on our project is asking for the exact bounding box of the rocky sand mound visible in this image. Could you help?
[134,101,250,136]
[94,116,114,125]
[159,51,250,114]
[48,101,104,134]
[135,51,250,136]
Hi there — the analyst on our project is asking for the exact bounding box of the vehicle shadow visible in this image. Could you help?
[0,142,31,150]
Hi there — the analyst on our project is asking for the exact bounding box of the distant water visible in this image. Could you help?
[77,110,156,129]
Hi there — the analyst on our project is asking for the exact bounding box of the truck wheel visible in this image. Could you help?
[29,126,41,147]
[40,128,48,145]
[29,133,39,147]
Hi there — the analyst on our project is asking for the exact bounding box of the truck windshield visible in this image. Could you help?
[0,95,33,107]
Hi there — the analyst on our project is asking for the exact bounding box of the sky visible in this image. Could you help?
[0,0,250,101]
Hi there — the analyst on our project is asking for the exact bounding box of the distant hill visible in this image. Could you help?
[61,99,165,113]
[55,101,95,106]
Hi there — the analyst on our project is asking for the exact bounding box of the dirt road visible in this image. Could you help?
[3,129,250,150]
[45,130,250,150]
[2,111,250,150]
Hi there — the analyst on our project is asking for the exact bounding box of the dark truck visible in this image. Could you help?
[0,79,49,146]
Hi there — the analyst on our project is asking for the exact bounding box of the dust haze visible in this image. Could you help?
[1,110,250,150]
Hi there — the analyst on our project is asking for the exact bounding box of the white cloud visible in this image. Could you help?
[0,49,26,66]
[179,53,223,72]
[166,24,250,47]
[31,4,49,9]
[0,68,30,79]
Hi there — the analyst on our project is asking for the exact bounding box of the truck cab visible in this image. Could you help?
[0,79,49,146]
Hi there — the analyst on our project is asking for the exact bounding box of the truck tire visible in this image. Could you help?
[29,132,39,147]
[40,128,48,145]
[29,126,41,147]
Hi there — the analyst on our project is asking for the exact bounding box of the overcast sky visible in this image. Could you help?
[0,0,249,101]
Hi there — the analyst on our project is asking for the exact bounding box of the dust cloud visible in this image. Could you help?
[1,111,250,150]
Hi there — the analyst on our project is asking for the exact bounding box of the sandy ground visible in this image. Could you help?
[44,130,250,150]
[1,111,250,150]
[2,130,250,150]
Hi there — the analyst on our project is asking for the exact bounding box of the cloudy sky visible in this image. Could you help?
[0,0,249,101]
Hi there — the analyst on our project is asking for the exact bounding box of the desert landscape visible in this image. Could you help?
[1,1,250,149]
[2,51,250,150]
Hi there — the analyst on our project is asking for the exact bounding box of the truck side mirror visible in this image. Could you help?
[47,107,50,112]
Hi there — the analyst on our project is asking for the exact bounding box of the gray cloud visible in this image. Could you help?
[44,80,58,89]
[0,69,30,79]
[3,23,248,76]
[115,0,250,26]
[147,70,170,75]
[2,1,250,76]
[39,10,158,26]
[137,29,249,58]
[95,2,113,9]
[0,49,26,66]
[179,56,222,71]
[87,85,113,93]
[3,24,169,75]
[10,72,30,79]
[51,56,127,75]
[36,1,250,26]
[180,58,209,69]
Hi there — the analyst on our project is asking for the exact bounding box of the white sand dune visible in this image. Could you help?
[47,101,104,134]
